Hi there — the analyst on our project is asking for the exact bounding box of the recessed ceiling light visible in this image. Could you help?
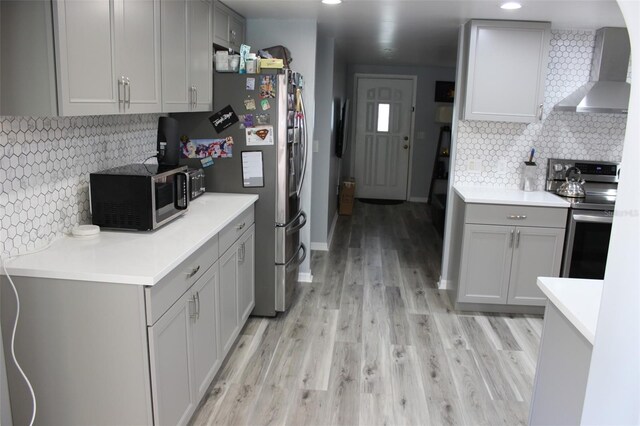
[321,0,342,4]
[500,2,522,10]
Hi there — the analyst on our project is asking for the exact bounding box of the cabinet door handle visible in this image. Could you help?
[507,215,527,220]
[236,222,246,230]
[118,77,125,111]
[510,229,514,248]
[538,104,543,121]
[189,295,197,319]
[186,265,200,279]
[195,291,200,319]
[515,230,521,248]
[194,87,198,107]
[239,242,245,262]
[124,77,131,109]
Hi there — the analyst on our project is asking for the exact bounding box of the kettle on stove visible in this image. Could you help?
[557,166,586,198]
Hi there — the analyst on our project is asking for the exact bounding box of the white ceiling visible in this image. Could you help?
[222,0,626,67]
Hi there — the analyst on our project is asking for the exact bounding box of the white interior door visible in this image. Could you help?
[354,77,414,200]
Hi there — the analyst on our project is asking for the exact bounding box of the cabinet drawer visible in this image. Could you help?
[219,206,255,255]
[465,204,567,228]
[145,235,219,326]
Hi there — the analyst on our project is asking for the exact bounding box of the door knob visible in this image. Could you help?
[403,144,409,149]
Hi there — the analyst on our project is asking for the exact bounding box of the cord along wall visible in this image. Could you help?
[0,114,160,256]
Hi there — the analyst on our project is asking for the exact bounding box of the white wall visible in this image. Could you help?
[581,1,640,423]
[310,35,334,248]
[247,19,317,277]
[342,64,456,200]
[310,36,347,249]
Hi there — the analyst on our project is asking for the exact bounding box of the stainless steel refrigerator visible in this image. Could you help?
[173,69,308,316]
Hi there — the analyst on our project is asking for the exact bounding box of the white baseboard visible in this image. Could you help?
[327,212,338,249]
[408,196,429,203]
[310,242,329,251]
[438,278,450,290]
[298,272,313,283]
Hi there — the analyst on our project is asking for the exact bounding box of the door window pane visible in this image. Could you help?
[377,103,390,132]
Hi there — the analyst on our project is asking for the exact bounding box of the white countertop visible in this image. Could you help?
[3,193,259,286]
[537,277,603,344]
[454,185,571,208]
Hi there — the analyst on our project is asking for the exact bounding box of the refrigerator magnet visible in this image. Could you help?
[260,99,271,111]
[241,151,264,188]
[255,113,270,125]
[244,98,257,111]
[238,114,254,129]
[209,105,239,133]
[259,75,276,98]
[246,77,256,91]
[246,125,274,146]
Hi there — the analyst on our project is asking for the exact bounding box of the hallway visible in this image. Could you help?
[190,201,542,425]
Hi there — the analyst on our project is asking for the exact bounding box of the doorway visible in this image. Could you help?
[353,74,417,200]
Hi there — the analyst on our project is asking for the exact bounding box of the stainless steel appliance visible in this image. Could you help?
[187,168,206,200]
[546,158,620,279]
[175,69,308,316]
[90,164,189,231]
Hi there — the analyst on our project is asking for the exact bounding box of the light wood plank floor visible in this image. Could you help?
[191,200,542,426]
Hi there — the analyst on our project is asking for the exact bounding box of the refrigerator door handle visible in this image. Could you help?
[285,243,307,273]
[296,91,308,198]
[285,210,307,235]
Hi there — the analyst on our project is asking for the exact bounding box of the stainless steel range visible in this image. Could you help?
[546,158,621,279]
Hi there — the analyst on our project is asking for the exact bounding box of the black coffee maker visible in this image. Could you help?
[157,116,180,166]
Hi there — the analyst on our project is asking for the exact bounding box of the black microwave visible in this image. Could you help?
[90,164,189,231]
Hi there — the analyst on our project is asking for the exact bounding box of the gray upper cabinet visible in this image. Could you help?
[461,20,552,123]
[161,0,213,112]
[212,0,246,51]
[55,0,161,115]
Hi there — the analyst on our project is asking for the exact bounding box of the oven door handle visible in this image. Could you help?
[572,211,613,224]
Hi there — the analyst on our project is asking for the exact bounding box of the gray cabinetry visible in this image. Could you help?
[458,224,513,304]
[160,0,213,112]
[219,243,240,355]
[148,289,195,426]
[148,260,221,426]
[455,202,567,311]
[1,203,256,425]
[238,225,256,323]
[212,0,245,51]
[461,20,551,123]
[508,227,565,305]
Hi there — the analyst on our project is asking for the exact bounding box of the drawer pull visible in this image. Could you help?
[507,215,527,220]
[186,265,201,279]
[236,222,246,230]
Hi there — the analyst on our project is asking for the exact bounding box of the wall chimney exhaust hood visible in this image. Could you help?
[555,27,630,114]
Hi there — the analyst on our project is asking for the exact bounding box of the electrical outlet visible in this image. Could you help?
[467,159,482,173]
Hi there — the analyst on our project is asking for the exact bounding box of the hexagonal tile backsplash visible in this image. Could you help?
[0,114,160,257]
[454,29,629,189]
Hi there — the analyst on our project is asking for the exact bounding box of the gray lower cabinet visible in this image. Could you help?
[218,223,256,355]
[219,243,240,356]
[148,287,197,426]
[149,261,220,426]
[0,205,256,425]
[238,224,256,323]
[454,202,567,310]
